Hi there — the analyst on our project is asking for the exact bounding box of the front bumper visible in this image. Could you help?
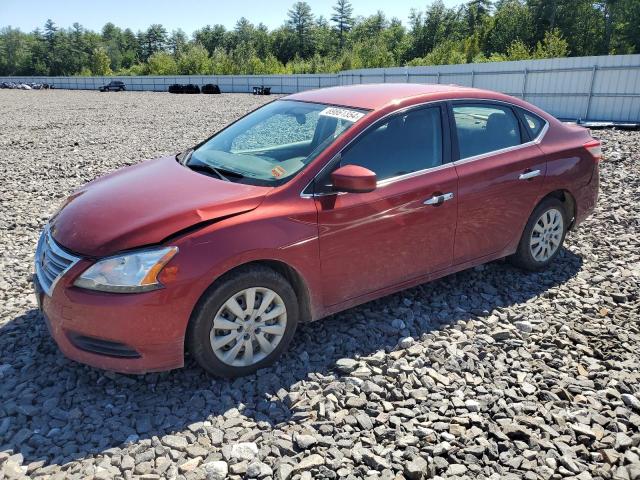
[34,265,190,374]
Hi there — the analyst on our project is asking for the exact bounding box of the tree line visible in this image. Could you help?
[1,0,639,77]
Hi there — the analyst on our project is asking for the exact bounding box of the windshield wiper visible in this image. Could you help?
[187,163,232,181]
[186,158,246,183]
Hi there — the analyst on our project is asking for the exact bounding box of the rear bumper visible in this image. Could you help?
[34,269,190,374]
[573,162,599,228]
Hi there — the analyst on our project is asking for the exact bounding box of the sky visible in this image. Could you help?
[0,0,463,35]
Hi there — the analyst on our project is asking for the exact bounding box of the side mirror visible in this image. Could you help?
[331,165,377,193]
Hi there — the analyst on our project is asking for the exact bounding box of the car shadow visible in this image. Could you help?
[0,249,583,467]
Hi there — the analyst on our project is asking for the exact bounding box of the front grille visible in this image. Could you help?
[67,333,141,358]
[35,226,81,296]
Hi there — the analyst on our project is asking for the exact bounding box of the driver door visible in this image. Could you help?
[314,105,459,306]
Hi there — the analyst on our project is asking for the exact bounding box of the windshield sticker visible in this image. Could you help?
[319,107,364,123]
[271,165,287,178]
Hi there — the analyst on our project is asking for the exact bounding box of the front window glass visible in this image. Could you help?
[188,100,365,186]
[340,106,443,181]
[452,104,521,159]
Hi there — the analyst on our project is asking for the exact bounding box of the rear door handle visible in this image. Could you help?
[424,192,454,206]
[519,169,541,180]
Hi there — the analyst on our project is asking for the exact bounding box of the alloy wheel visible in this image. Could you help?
[529,207,564,262]
[209,287,287,367]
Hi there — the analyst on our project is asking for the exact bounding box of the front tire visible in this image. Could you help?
[510,198,568,271]
[187,265,299,377]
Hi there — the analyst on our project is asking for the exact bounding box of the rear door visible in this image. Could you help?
[449,101,547,263]
[314,104,459,306]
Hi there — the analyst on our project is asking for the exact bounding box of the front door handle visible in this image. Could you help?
[519,169,541,180]
[424,192,454,206]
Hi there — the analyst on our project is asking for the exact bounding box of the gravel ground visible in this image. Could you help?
[0,89,639,480]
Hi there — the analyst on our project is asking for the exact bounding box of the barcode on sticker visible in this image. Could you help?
[319,107,364,122]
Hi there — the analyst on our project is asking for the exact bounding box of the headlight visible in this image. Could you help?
[74,247,178,293]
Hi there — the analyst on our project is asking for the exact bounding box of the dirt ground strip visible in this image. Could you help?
[0,89,639,480]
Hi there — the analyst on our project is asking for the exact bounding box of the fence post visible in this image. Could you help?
[296,76,299,92]
[406,68,409,83]
[521,68,528,99]
[231,76,234,93]
[436,72,440,84]
[383,71,386,83]
[280,76,283,94]
[584,65,598,121]
[470,70,475,87]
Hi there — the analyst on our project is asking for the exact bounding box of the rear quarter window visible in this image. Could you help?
[521,110,546,139]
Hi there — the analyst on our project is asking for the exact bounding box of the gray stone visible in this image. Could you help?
[446,464,467,475]
[230,442,259,461]
[405,456,431,480]
[293,433,317,450]
[246,460,273,478]
[622,394,640,411]
[203,460,228,480]
[294,454,325,472]
[162,435,189,451]
[336,358,359,373]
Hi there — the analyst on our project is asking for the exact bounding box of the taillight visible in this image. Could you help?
[584,139,603,162]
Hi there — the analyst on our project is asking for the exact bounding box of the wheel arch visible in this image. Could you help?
[250,259,313,323]
[539,189,577,229]
[189,259,313,327]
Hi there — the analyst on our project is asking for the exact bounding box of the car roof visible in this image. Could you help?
[285,83,498,111]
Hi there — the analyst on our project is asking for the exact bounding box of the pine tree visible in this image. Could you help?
[331,0,354,49]
[287,1,314,58]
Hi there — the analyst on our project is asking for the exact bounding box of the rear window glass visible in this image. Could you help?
[452,104,521,159]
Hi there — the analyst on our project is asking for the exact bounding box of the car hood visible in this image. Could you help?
[51,156,270,257]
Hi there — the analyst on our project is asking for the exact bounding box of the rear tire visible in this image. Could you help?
[510,197,568,271]
[187,265,299,377]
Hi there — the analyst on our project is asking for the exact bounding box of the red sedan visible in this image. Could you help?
[34,84,600,377]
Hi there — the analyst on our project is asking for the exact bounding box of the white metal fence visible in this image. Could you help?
[341,54,640,123]
[1,54,639,122]
[0,74,340,94]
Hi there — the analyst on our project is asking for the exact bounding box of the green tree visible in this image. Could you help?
[193,25,227,56]
[313,16,336,57]
[146,51,178,74]
[351,38,395,68]
[408,39,467,65]
[0,2,636,77]
[177,43,211,74]
[90,46,112,75]
[331,0,354,49]
[271,26,298,64]
[505,39,532,60]
[0,27,32,75]
[408,1,465,60]
[487,0,534,54]
[140,24,167,61]
[210,47,234,74]
[287,1,315,57]
[465,0,492,36]
[533,28,569,57]
[168,29,188,56]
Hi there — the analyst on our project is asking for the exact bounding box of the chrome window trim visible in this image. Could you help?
[300,97,549,198]
[35,225,82,296]
[375,162,454,187]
